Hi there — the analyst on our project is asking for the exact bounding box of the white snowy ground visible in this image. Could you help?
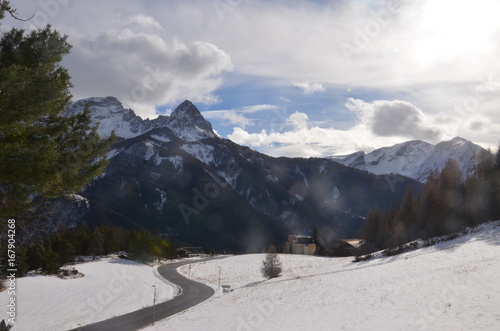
[143,221,500,331]
[0,256,177,331]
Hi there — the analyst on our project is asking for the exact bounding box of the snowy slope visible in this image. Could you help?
[143,221,500,331]
[333,137,484,182]
[0,257,177,331]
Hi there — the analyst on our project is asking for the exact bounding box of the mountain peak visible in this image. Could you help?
[171,100,198,116]
[68,97,216,141]
[170,100,206,123]
[67,96,144,138]
[67,96,126,116]
[446,136,469,147]
[333,137,485,182]
[167,100,215,140]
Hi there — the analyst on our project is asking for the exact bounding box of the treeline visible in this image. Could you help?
[358,147,500,252]
[1,226,177,275]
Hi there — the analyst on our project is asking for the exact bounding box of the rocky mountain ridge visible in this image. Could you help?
[67,97,215,141]
[332,137,485,182]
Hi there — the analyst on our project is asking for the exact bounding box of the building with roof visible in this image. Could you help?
[284,235,316,255]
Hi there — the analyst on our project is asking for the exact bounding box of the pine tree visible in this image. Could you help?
[261,250,282,279]
[462,146,500,227]
[24,246,42,272]
[103,227,121,255]
[439,159,465,233]
[476,149,495,181]
[70,223,91,255]
[379,202,397,248]
[39,243,60,274]
[87,228,104,260]
[0,1,28,22]
[15,247,29,276]
[393,185,416,245]
[127,231,155,263]
[0,1,11,20]
[312,227,319,244]
[358,206,382,249]
[491,145,500,219]
[417,170,442,238]
[495,144,500,170]
[0,25,115,220]
[439,159,463,192]
[51,236,76,264]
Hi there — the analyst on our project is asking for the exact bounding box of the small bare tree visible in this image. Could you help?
[261,248,282,279]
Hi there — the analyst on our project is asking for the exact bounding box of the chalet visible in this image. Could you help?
[316,239,366,257]
[284,235,316,255]
[177,247,203,257]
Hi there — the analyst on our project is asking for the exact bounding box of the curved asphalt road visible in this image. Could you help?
[72,260,215,331]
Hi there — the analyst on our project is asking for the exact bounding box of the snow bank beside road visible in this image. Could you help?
[0,257,177,331]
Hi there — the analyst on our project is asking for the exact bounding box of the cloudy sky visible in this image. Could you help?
[4,0,500,157]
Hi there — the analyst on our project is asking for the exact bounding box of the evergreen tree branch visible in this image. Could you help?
[0,2,34,22]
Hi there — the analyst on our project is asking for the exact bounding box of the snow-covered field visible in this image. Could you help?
[144,221,500,331]
[2,222,499,331]
[0,257,177,331]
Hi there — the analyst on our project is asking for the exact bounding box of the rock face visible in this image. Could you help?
[166,100,216,140]
[332,137,485,182]
[67,97,419,251]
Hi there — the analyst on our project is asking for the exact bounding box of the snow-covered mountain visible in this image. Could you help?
[64,97,417,251]
[332,137,485,182]
[66,97,215,141]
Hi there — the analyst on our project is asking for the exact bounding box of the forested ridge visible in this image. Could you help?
[358,148,500,253]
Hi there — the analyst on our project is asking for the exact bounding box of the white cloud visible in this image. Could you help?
[191,93,223,106]
[125,14,163,31]
[291,81,325,95]
[164,0,500,126]
[345,98,442,142]
[203,104,280,128]
[239,104,281,114]
[202,111,254,127]
[228,124,384,158]
[63,17,233,118]
[287,112,309,130]
[279,96,293,103]
[228,98,452,157]
[7,0,500,150]
[11,1,500,102]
